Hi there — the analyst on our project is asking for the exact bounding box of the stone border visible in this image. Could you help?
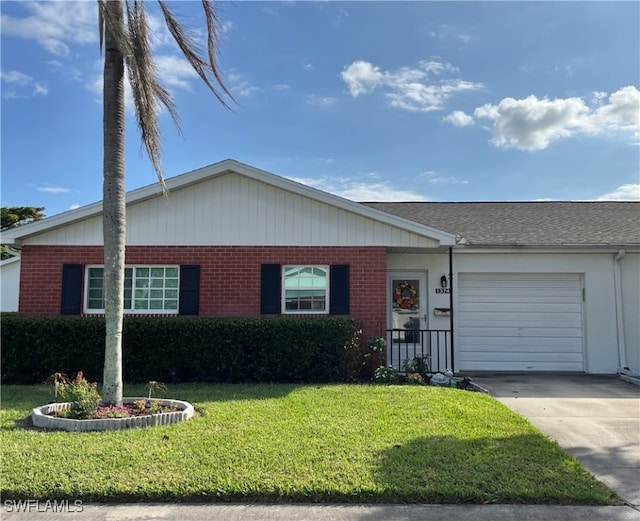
[31,398,195,432]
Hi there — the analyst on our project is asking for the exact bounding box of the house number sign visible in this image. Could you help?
[435,288,450,294]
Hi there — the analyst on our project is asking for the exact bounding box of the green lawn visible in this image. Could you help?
[0,383,621,504]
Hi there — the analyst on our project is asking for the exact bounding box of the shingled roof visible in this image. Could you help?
[364,202,640,247]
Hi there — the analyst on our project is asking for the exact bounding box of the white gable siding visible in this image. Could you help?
[23,174,439,248]
[0,257,20,312]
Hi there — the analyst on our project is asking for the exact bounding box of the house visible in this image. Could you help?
[0,255,21,312]
[2,159,638,376]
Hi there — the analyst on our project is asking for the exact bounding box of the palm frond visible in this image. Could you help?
[98,0,234,192]
[123,0,176,191]
[158,0,235,109]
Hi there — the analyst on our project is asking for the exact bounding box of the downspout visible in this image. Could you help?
[449,246,455,374]
[613,249,630,375]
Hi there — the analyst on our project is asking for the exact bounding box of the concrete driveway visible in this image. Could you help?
[472,374,640,508]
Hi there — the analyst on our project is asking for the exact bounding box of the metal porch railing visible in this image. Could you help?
[386,329,452,374]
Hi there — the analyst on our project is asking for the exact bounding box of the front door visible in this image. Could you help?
[387,271,428,371]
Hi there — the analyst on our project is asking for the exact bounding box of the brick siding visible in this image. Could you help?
[19,245,388,338]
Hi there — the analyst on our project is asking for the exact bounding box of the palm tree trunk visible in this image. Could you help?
[102,0,125,406]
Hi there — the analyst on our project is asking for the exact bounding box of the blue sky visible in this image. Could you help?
[1,1,639,218]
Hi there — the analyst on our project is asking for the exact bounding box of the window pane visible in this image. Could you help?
[151,278,164,288]
[88,267,103,278]
[284,289,326,312]
[87,268,104,309]
[150,267,164,278]
[135,289,149,299]
[88,289,102,299]
[283,266,328,313]
[86,265,178,313]
[149,300,163,310]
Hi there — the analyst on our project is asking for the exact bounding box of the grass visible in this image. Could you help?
[0,383,621,504]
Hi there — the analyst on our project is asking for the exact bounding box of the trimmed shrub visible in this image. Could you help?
[1,314,363,384]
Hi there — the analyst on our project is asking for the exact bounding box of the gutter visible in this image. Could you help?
[613,249,639,381]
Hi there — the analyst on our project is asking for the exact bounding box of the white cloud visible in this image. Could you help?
[1,70,32,85]
[69,204,81,210]
[1,69,48,99]
[307,95,337,107]
[590,86,640,138]
[288,176,425,202]
[341,61,384,97]
[1,2,96,56]
[341,59,482,112]
[442,110,474,127]
[234,82,261,98]
[422,171,469,185]
[225,72,261,97]
[37,185,70,194]
[471,86,640,150]
[305,63,314,71]
[155,55,199,91]
[428,25,471,44]
[595,184,640,201]
[333,8,349,28]
[474,95,588,150]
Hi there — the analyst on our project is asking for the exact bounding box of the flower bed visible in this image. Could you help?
[31,397,194,432]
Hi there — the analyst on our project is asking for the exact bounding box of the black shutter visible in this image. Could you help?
[261,264,281,314]
[179,265,200,316]
[60,264,83,315]
[329,264,350,315]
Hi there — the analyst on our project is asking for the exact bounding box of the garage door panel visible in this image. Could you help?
[457,273,584,372]
[460,289,581,300]
[460,317,583,328]
[458,327,582,338]
[459,360,585,372]
[458,337,584,350]
[459,351,584,363]
[458,302,582,313]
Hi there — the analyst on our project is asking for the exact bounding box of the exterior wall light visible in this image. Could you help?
[440,275,448,288]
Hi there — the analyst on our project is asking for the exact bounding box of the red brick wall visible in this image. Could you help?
[19,245,388,338]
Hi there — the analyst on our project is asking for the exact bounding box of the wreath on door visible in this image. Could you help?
[393,281,418,309]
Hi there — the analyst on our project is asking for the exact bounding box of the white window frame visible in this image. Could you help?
[281,265,330,315]
[84,265,180,315]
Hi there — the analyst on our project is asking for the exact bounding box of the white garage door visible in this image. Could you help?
[457,273,584,372]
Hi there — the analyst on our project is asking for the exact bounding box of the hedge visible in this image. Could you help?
[0,314,363,385]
